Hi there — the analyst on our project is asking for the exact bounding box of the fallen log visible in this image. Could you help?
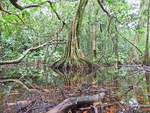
[46,93,105,113]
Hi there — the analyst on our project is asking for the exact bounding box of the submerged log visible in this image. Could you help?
[46,93,105,113]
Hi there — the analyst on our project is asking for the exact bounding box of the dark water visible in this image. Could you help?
[0,64,150,113]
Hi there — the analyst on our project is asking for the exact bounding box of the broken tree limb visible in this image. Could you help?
[0,39,66,65]
[46,93,105,113]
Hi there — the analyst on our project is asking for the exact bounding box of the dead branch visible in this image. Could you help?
[0,39,66,65]
[46,93,105,113]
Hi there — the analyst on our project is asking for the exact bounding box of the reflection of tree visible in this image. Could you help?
[51,63,99,86]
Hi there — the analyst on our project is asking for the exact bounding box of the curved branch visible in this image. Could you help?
[0,39,66,65]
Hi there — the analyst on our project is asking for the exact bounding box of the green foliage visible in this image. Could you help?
[106,0,113,4]
[0,0,148,78]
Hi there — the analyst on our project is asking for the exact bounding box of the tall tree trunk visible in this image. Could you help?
[128,2,144,64]
[144,0,150,104]
[52,0,91,68]
[143,0,150,66]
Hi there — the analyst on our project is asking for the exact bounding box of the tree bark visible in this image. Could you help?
[46,93,105,113]
[143,0,150,66]
[143,0,150,104]
[52,0,90,68]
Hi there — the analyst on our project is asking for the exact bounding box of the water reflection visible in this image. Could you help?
[1,64,150,112]
[50,65,150,104]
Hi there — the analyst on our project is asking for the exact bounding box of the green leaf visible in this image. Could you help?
[107,0,113,4]
[137,27,145,34]
[51,3,56,11]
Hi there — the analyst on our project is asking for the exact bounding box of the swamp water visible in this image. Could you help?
[0,64,150,113]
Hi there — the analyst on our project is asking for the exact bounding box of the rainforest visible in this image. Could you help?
[0,0,150,113]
